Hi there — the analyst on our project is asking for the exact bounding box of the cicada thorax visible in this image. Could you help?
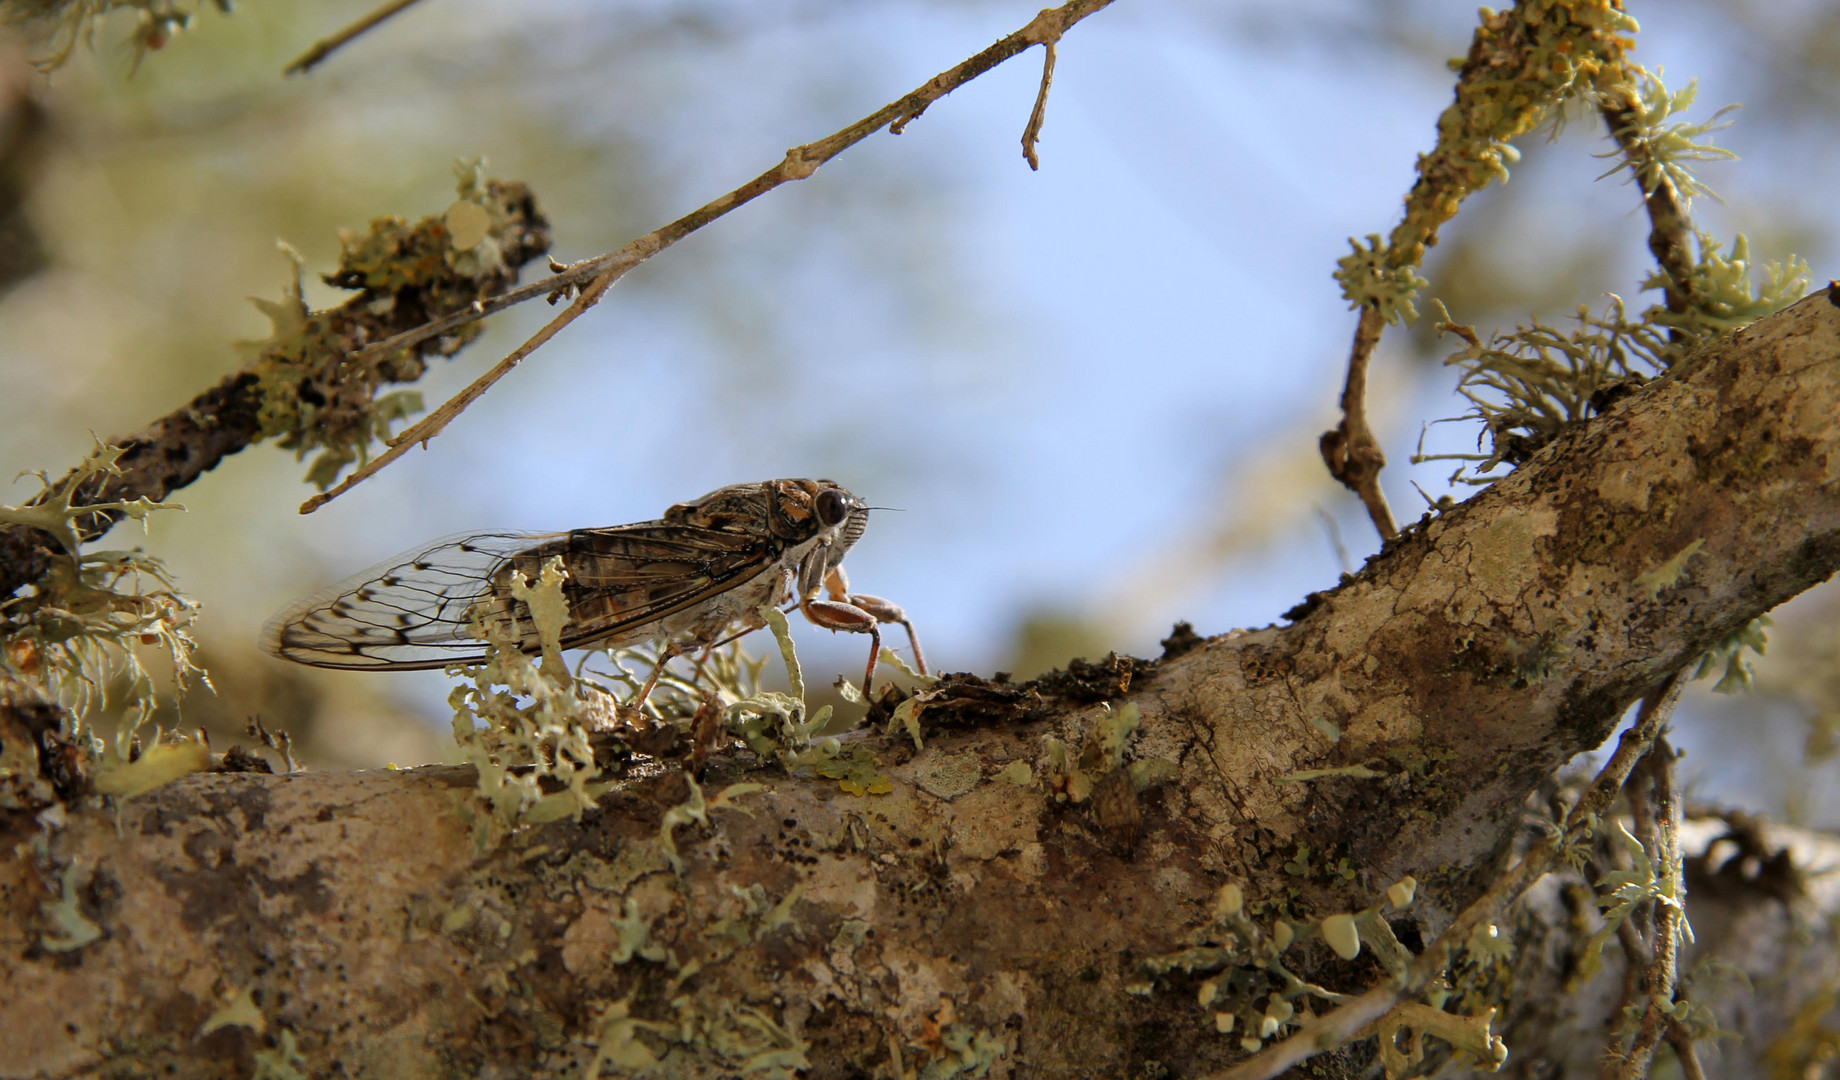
[664,478,835,543]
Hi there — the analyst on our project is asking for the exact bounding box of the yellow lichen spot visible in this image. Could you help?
[1273,920,1294,952]
[839,776,893,797]
[1215,882,1244,918]
[444,199,492,251]
[93,740,211,798]
[1635,538,1704,599]
[1198,978,1220,1007]
[997,760,1033,787]
[1321,913,1362,960]
[1215,1011,1236,1034]
[199,987,266,1038]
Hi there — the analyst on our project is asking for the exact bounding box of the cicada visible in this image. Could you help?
[260,478,925,700]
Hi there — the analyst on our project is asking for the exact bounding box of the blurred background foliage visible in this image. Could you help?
[3,0,1840,817]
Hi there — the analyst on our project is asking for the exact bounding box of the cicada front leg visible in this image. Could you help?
[800,565,928,694]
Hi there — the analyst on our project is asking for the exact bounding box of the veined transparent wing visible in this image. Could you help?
[260,531,556,670]
[261,524,783,671]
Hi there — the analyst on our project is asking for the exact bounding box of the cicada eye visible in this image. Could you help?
[815,487,853,526]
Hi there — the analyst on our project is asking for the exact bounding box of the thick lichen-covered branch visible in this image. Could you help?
[9,291,1840,1078]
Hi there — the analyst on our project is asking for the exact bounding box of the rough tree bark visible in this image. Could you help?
[5,289,1840,1078]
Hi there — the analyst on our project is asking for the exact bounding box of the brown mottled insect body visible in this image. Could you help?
[262,478,925,696]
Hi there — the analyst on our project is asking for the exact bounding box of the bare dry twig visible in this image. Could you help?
[1213,672,1686,1080]
[1320,306,1397,540]
[300,0,1117,513]
[1667,1019,1708,1080]
[285,0,432,75]
[1021,40,1058,170]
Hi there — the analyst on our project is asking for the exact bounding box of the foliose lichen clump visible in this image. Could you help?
[249,161,552,490]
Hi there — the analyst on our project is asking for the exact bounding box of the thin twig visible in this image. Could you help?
[1320,306,1398,540]
[1666,1019,1708,1080]
[285,0,431,75]
[1616,737,1685,1080]
[1212,672,1686,1080]
[301,0,1115,513]
[1021,40,1058,170]
[1600,96,1697,322]
[300,272,614,513]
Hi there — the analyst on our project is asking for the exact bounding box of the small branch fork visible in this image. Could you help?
[300,0,1114,514]
[284,0,431,75]
[1211,672,1686,1080]
[1320,306,1397,541]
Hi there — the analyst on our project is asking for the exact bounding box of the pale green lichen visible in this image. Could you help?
[447,556,615,831]
[248,162,537,491]
[658,774,763,874]
[1141,877,1494,1071]
[1577,821,1690,982]
[1045,701,1151,803]
[1635,538,1704,599]
[1693,615,1770,694]
[0,439,205,757]
[1335,235,1432,326]
[1646,232,1811,339]
[252,1028,311,1080]
[38,854,102,952]
[918,1025,1009,1080]
[1415,296,1666,484]
[1596,73,1736,208]
[1419,71,1811,485]
[198,987,266,1038]
[588,995,811,1080]
[91,736,210,797]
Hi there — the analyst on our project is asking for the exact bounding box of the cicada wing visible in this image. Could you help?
[260,531,557,670]
[262,523,787,671]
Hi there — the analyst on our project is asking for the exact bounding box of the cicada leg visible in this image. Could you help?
[824,566,926,676]
[801,566,927,695]
[635,639,688,713]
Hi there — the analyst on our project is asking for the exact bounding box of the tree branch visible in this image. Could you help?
[1216,674,1683,1080]
[9,290,1840,1076]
